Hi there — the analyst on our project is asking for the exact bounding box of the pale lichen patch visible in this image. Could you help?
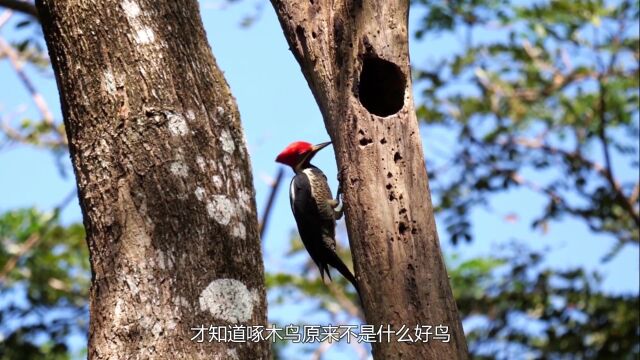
[206,195,233,225]
[196,156,206,170]
[239,132,250,157]
[212,175,224,189]
[166,319,178,331]
[227,349,240,360]
[222,154,232,166]
[170,161,189,177]
[104,70,116,94]
[167,113,188,136]
[155,249,169,270]
[231,223,246,239]
[194,187,206,201]
[198,279,257,323]
[175,296,190,308]
[114,298,125,324]
[125,277,140,295]
[135,27,155,45]
[238,189,253,212]
[139,314,154,330]
[231,170,242,185]
[151,322,163,337]
[121,0,141,18]
[121,0,155,46]
[220,129,235,153]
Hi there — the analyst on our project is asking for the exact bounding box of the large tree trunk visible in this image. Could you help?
[36,0,269,358]
[269,1,468,358]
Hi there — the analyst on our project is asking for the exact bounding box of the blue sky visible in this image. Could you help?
[0,1,638,359]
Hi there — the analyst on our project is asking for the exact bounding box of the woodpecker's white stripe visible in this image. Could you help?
[302,168,325,202]
[289,179,296,210]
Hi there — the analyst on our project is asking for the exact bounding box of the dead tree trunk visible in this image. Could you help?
[36,0,269,358]
[269,1,468,358]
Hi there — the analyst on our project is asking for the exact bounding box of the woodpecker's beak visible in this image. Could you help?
[291,141,332,171]
[299,142,331,169]
[311,141,332,155]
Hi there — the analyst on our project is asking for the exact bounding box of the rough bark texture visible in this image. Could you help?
[36,0,269,358]
[270,1,469,358]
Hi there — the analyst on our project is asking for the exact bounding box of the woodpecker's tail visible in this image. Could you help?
[328,252,361,297]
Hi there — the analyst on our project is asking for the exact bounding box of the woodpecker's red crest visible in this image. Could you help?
[275,141,330,168]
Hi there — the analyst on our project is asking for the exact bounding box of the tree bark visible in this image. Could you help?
[269,1,468,358]
[36,0,269,359]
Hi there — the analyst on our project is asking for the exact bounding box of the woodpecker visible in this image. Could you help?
[275,141,359,294]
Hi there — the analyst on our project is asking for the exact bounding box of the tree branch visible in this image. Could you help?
[0,9,13,27]
[593,32,639,227]
[0,190,75,284]
[0,35,55,125]
[326,278,363,319]
[511,137,639,226]
[0,232,41,283]
[259,167,284,239]
[0,34,66,148]
[310,340,333,360]
[0,0,38,19]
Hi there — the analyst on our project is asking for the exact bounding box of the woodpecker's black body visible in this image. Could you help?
[276,141,359,294]
[289,165,358,292]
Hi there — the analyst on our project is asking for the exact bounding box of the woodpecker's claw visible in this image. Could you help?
[333,203,344,220]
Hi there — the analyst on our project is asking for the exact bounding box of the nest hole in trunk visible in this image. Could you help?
[357,56,406,117]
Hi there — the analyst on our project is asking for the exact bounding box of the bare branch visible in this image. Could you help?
[326,279,363,319]
[510,172,563,206]
[310,340,333,360]
[630,183,639,205]
[0,35,54,125]
[0,34,66,148]
[475,59,596,104]
[0,232,40,283]
[0,9,13,27]
[1,115,66,148]
[592,30,639,226]
[259,167,285,239]
[512,137,639,226]
[0,0,38,19]
[0,190,75,284]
